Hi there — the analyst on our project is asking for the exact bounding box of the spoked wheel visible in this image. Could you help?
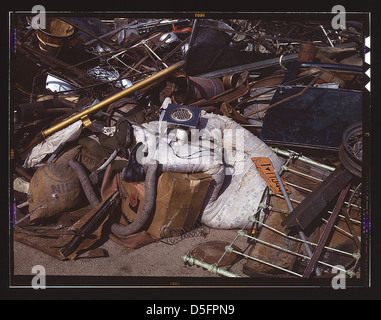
[339,121,362,178]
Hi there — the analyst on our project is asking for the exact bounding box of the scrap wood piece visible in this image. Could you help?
[302,183,351,278]
[13,228,108,260]
[13,205,92,260]
[59,190,120,260]
[281,165,353,231]
[13,230,72,260]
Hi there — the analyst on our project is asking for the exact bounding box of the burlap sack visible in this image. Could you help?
[28,146,85,223]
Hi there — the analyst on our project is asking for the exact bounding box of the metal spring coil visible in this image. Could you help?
[159,221,210,245]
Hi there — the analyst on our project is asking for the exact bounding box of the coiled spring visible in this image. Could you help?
[159,221,210,245]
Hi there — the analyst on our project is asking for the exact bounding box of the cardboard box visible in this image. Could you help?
[119,172,212,239]
[119,180,145,220]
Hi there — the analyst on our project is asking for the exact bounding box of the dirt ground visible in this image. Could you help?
[12,226,251,285]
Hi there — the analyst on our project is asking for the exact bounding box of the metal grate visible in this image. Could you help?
[170,108,193,122]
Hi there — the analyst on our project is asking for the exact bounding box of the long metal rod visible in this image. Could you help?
[241,231,348,273]
[232,250,304,278]
[285,167,324,182]
[142,42,168,68]
[182,255,242,278]
[320,24,334,47]
[195,54,298,78]
[270,147,335,172]
[42,60,185,138]
[303,183,351,277]
[245,72,322,117]
[273,169,322,276]
[320,218,356,239]
[13,205,46,226]
[274,193,361,226]
[250,217,355,258]
[284,179,361,210]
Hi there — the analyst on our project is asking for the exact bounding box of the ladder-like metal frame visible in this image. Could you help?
[183,148,362,278]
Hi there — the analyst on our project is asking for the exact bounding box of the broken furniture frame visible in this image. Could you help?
[183,148,361,278]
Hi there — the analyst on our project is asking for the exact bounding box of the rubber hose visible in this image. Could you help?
[68,158,101,208]
[111,161,158,237]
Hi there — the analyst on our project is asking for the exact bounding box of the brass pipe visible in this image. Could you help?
[42,60,186,138]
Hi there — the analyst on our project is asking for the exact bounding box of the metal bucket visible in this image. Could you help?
[36,18,74,52]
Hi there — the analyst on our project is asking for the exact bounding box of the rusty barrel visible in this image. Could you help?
[187,76,224,100]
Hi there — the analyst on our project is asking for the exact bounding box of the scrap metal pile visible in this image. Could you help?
[11,15,366,279]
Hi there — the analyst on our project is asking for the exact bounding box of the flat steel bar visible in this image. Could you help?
[194,54,298,79]
[281,165,353,230]
[302,183,351,278]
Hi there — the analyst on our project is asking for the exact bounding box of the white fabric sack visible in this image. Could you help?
[132,112,284,229]
[23,120,82,168]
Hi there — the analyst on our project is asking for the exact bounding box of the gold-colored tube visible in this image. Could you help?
[42,60,186,138]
